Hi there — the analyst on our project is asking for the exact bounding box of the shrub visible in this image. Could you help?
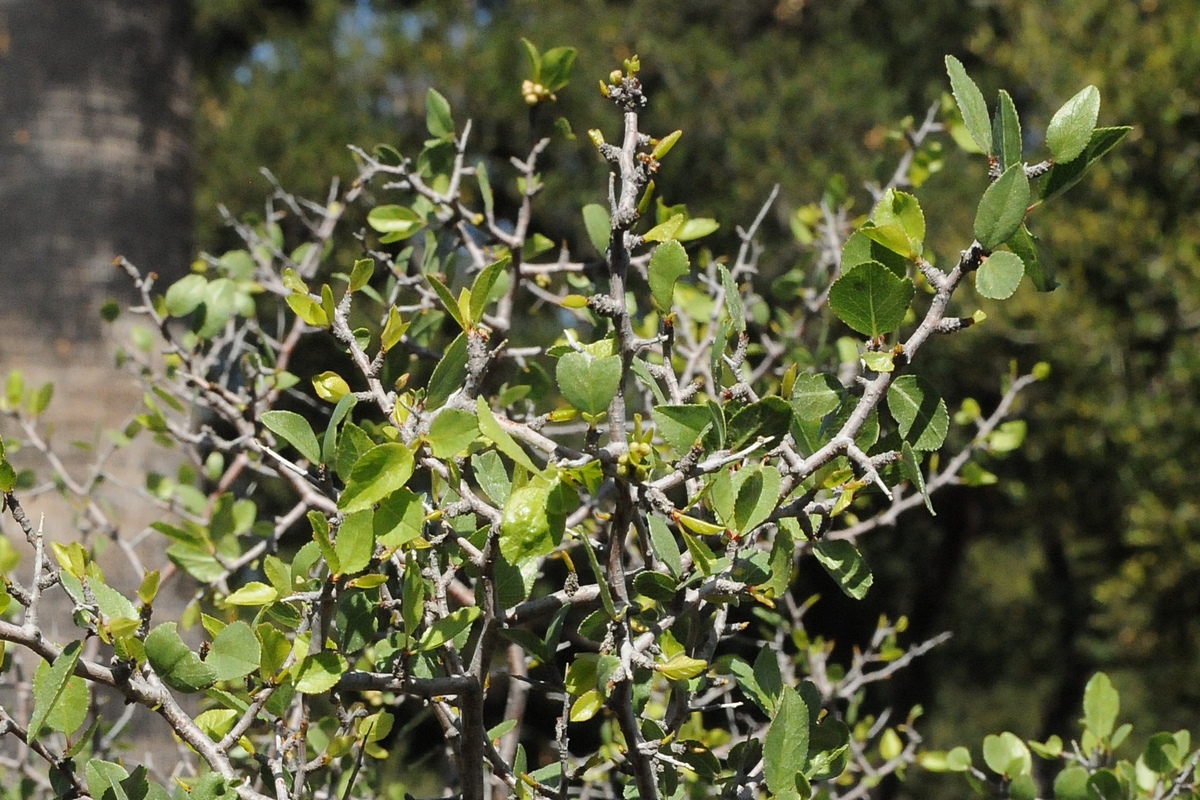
[1,49,1167,800]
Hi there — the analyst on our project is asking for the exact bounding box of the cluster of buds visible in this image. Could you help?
[615,440,653,480]
[521,79,555,106]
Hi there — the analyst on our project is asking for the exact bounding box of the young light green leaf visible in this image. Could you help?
[974,163,1030,250]
[334,509,375,575]
[651,405,712,455]
[207,621,261,682]
[426,274,466,330]
[321,394,357,466]
[993,90,1023,170]
[261,410,321,464]
[224,582,278,607]
[145,623,217,693]
[312,371,351,403]
[976,250,1025,300]
[428,408,480,459]
[945,55,992,154]
[500,478,573,565]
[677,217,719,242]
[540,45,577,92]
[29,641,84,740]
[348,258,374,293]
[164,275,208,318]
[872,189,925,257]
[657,654,708,682]
[556,351,623,417]
[582,203,610,255]
[887,374,949,451]
[419,606,482,651]
[425,88,455,139]
[643,213,685,243]
[367,205,425,241]
[1082,672,1119,739]
[828,261,915,337]
[812,540,874,600]
[764,686,810,797]
[647,240,690,312]
[338,443,415,513]
[1046,85,1100,163]
[294,651,347,695]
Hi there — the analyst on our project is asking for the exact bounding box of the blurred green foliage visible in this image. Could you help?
[193,0,1200,795]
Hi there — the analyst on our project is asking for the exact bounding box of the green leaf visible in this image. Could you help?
[367,205,425,242]
[900,442,934,515]
[500,478,573,565]
[224,582,277,607]
[828,261,915,337]
[540,46,577,92]
[469,256,510,324]
[582,204,610,255]
[1082,672,1119,739]
[726,397,793,451]
[1007,225,1056,292]
[164,275,208,317]
[719,264,746,333]
[286,293,328,328]
[429,409,480,459]
[678,218,719,242]
[556,351,623,416]
[425,88,455,139]
[426,274,466,330]
[1143,731,1183,774]
[764,686,810,797]
[29,642,85,740]
[419,606,481,651]
[648,240,690,312]
[974,163,1030,251]
[374,487,424,549]
[426,332,469,409]
[790,373,843,421]
[1039,126,1130,202]
[261,410,321,464]
[945,55,992,153]
[652,405,711,455]
[648,515,682,578]
[312,371,351,403]
[295,651,347,694]
[1053,766,1090,800]
[983,732,1031,777]
[335,509,375,575]
[476,397,541,475]
[976,250,1025,300]
[731,465,782,535]
[348,258,374,293]
[993,90,1023,170]
[761,521,796,598]
[338,443,415,513]
[322,394,357,466]
[643,213,685,244]
[872,189,925,257]
[841,231,907,277]
[520,38,541,82]
[812,540,873,600]
[658,654,708,682]
[888,374,949,451]
[207,621,261,682]
[1046,85,1100,163]
[380,306,409,353]
[145,623,216,693]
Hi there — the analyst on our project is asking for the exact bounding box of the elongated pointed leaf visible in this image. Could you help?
[993,90,1022,169]
[1040,127,1130,203]
[974,164,1030,250]
[476,397,541,474]
[425,88,455,139]
[828,261,915,337]
[469,256,510,324]
[426,332,468,410]
[1046,85,1100,163]
[945,55,992,153]
[764,686,810,796]
[812,540,873,599]
[582,204,610,255]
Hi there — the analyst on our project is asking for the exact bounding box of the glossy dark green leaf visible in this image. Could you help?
[1040,127,1131,203]
[828,261,915,337]
[1046,85,1100,163]
[145,623,216,693]
[974,163,1030,250]
[556,351,623,416]
[426,332,468,409]
[812,540,873,600]
[887,374,949,451]
[764,686,810,797]
[993,90,1022,170]
[945,55,992,153]
[1007,226,1057,292]
[790,373,843,421]
[648,240,690,312]
[976,250,1025,300]
[841,231,907,278]
[732,465,782,535]
[261,410,321,464]
[499,478,574,565]
[338,443,415,513]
